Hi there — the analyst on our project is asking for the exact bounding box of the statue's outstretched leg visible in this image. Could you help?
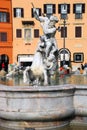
[43,69,48,85]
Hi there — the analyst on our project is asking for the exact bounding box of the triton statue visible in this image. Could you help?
[23,3,59,85]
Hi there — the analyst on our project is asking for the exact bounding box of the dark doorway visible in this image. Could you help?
[21,62,32,68]
[0,54,9,72]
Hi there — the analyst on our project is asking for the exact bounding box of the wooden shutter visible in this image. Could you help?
[31,8,34,17]
[34,29,39,38]
[61,27,67,38]
[14,8,16,17]
[7,12,10,22]
[53,4,56,14]
[75,27,81,37]
[67,4,70,13]
[58,4,61,13]
[82,4,85,13]
[16,29,22,38]
[1,33,7,41]
[21,8,24,17]
[44,4,46,14]
[39,8,41,16]
[73,4,76,13]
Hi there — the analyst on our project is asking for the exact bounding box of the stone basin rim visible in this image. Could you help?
[0,84,76,91]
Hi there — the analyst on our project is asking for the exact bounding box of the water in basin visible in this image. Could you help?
[0,74,87,86]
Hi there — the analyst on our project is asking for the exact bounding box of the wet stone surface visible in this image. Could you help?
[0,74,87,86]
[0,125,87,130]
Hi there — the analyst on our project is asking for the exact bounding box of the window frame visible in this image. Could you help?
[44,4,56,15]
[24,28,32,42]
[58,4,70,19]
[73,3,85,19]
[75,4,82,14]
[16,29,22,38]
[34,29,39,38]
[61,4,67,14]
[75,26,82,38]
[14,8,24,18]
[73,52,84,63]
[61,26,67,38]
[0,32,7,42]
[0,12,10,23]
[32,8,41,17]
[75,13,82,19]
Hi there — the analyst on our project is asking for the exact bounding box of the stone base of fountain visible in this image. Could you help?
[0,119,70,130]
[0,84,87,129]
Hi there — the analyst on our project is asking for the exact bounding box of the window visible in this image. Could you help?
[61,4,67,14]
[34,29,39,38]
[24,29,32,41]
[14,8,24,17]
[61,27,67,38]
[75,13,82,19]
[73,4,85,19]
[16,29,22,38]
[0,12,9,22]
[46,5,53,14]
[44,4,56,16]
[58,4,70,19]
[76,4,82,13]
[0,32,7,42]
[75,27,82,38]
[73,53,84,62]
[32,8,41,17]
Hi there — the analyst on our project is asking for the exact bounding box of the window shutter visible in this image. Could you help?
[61,27,67,38]
[53,4,56,14]
[7,12,10,22]
[61,27,63,37]
[75,27,82,37]
[58,4,61,13]
[67,4,70,13]
[31,8,34,17]
[1,33,7,41]
[39,8,41,16]
[21,8,24,17]
[34,29,39,38]
[44,4,46,14]
[16,29,22,38]
[82,4,85,13]
[14,8,16,17]
[65,27,67,37]
[73,4,76,13]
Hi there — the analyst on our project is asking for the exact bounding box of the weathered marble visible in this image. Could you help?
[74,85,87,116]
[0,84,74,130]
[0,84,87,129]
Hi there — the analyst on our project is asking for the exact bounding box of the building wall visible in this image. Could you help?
[12,0,87,69]
[0,0,13,64]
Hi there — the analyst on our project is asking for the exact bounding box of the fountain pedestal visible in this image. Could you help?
[0,84,75,130]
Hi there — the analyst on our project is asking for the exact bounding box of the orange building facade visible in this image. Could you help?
[12,0,87,70]
[0,0,13,71]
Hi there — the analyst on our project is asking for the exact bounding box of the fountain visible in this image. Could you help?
[23,3,59,86]
[0,4,87,130]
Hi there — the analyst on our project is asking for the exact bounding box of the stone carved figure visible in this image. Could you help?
[23,3,59,85]
[33,6,58,58]
[23,42,48,85]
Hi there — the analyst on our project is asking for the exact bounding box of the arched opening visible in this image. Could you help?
[0,54,9,72]
[58,48,71,67]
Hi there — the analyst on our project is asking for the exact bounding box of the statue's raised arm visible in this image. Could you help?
[31,3,47,22]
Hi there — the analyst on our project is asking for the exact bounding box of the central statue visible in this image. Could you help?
[23,3,59,85]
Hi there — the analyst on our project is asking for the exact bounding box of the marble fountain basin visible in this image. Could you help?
[0,84,86,130]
